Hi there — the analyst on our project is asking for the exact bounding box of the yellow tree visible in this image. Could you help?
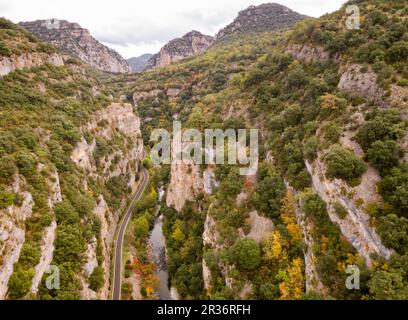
[281,191,302,244]
[263,231,288,264]
[279,258,305,300]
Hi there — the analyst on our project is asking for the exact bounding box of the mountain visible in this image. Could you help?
[0,18,143,300]
[19,19,131,73]
[2,0,408,302]
[127,0,408,301]
[216,3,308,41]
[127,53,153,73]
[145,30,214,70]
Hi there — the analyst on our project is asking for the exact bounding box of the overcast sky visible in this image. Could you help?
[1,0,346,58]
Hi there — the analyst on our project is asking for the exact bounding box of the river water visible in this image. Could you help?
[149,214,172,300]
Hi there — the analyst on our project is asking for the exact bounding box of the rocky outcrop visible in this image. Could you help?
[245,211,274,244]
[19,20,130,73]
[287,44,339,64]
[338,64,385,106]
[0,52,64,77]
[71,102,143,185]
[127,54,153,73]
[305,157,393,266]
[0,176,34,299]
[146,31,214,69]
[216,3,307,41]
[166,161,203,212]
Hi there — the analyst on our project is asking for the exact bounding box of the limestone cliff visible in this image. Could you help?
[19,20,130,73]
[146,31,214,70]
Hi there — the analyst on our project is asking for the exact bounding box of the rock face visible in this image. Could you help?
[338,64,385,106]
[146,31,214,69]
[19,19,130,73]
[216,3,307,41]
[127,54,153,73]
[287,44,339,64]
[0,52,64,77]
[166,161,203,212]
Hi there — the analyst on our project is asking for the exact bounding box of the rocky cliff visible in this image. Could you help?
[146,31,214,69]
[216,3,308,41]
[19,19,130,73]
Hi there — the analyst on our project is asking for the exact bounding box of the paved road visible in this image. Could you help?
[112,167,149,300]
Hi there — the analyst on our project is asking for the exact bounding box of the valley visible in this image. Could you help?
[0,0,408,301]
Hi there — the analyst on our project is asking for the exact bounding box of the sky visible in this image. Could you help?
[0,0,346,58]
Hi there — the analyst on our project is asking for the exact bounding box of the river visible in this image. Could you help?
[149,214,173,300]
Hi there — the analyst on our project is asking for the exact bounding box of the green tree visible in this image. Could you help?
[8,267,35,299]
[366,140,403,174]
[230,238,261,271]
[325,146,367,182]
[134,216,150,240]
[89,266,104,292]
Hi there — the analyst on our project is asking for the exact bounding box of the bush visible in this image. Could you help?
[7,267,35,299]
[325,146,367,182]
[334,202,348,220]
[377,214,408,254]
[304,137,318,161]
[379,164,408,217]
[89,266,104,292]
[134,216,150,240]
[356,109,404,150]
[366,140,403,174]
[0,155,17,182]
[324,123,341,144]
[0,188,16,209]
[15,151,36,176]
[230,238,261,271]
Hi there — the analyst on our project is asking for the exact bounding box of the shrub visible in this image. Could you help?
[324,123,341,144]
[377,214,408,254]
[304,137,319,161]
[0,155,17,182]
[334,202,348,220]
[366,140,403,174]
[15,151,36,176]
[379,164,408,217]
[325,146,367,182]
[7,267,35,298]
[89,267,104,292]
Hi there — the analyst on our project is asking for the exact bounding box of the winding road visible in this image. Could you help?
[112,166,149,300]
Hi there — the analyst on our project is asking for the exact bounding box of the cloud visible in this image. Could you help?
[0,0,347,58]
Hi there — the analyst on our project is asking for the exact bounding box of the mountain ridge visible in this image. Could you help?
[19,19,131,73]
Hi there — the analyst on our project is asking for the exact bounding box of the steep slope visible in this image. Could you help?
[19,19,131,74]
[146,31,214,70]
[216,3,308,41]
[124,0,408,300]
[127,54,153,73]
[0,18,144,300]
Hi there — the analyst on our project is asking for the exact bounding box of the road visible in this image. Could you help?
[112,166,149,300]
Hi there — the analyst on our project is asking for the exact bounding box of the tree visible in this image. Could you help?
[368,270,408,300]
[263,231,288,264]
[254,171,285,219]
[377,214,408,254]
[230,238,261,271]
[325,145,367,182]
[366,140,403,174]
[134,216,150,240]
[279,258,304,300]
[7,267,34,299]
[0,155,17,182]
[89,266,104,292]
[379,164,408,217]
